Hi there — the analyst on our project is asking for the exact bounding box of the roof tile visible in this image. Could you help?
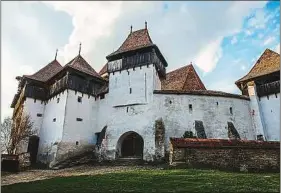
[161,64,206,91]
[107,29,154,58]
[24,60,63,82]
[236,49,280,84]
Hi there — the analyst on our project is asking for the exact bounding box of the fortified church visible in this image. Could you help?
[11,23,280,167]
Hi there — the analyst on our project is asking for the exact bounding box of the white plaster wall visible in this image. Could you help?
[153,94,255,150]
[62,90,97,145]
[23,97,45,135]
[259,93,280,141]
[95,65,159,161]
[108,64,156,106]
[38,91,67,155]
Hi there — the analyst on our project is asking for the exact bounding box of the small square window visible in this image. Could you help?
[37,113,43,117]
[57,98,60,103]
[100,94,105,99]
[76,118,83,121]
[78,96,82,103]
[76,141,79,145]
[53,118,56,122]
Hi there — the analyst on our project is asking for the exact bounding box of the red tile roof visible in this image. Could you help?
[170,138,280,149]
[107,28,154,58]
[154,90,249,100]
[23,60,63,82]
[99,63,108,75]
[236,49,280,84]
[65,55,101,78]
[161,64,206,91]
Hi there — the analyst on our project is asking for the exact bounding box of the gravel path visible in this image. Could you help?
[1,165,160,186]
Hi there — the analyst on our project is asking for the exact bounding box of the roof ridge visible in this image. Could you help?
[182,64,206,90]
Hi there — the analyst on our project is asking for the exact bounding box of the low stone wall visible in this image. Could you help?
[169,138,280,172]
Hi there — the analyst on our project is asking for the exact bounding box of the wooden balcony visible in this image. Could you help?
[256,80,280,97]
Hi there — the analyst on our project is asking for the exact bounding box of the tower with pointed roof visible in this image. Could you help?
[235,49,280,141]
[9,23,279,168]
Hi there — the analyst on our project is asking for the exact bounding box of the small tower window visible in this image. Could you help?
[76,118,83,122]
[129,88,132,94]
[216,102,219,106]
[100,94,105,99]
[53,118,56,122]
[34,99,36,103]
[275,93,278,98]
[37,113,42,117]
[76,141,79,145]
[189,104,192,112]
[57,98,60,103]
[230,107,233,115]
[126,107,129,113]
[78,96,82,103]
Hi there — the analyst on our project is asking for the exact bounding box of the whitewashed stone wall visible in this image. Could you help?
[37,91,68,163]
[153,93,255,151]
[23,97,45,135]
[259,93,280,141]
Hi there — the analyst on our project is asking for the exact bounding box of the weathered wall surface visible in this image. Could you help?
[95,65,160,161]
[55,90,97,163]
[259,93,280,141]
[37,91,67,163]
[23,97,45,135]
[154,93,255,152]
[170,138,280,172]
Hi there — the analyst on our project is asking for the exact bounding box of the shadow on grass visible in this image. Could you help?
[2,169,280,193]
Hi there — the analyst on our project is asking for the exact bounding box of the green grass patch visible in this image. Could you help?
[2,169,280,193]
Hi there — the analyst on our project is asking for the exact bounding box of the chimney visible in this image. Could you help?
[145,21,147,29]
[130,25,133,34]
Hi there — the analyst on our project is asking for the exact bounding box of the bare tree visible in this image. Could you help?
[1,117,13,153]
[1,113,35,155]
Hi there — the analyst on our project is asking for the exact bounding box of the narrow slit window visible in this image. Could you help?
[129,88,132,94]
[78,96,82,103]
[34,99,36,103]
[57,98,60,103]
[216,102,219,106]
[76,118,83,122]
[189,104,192,112]
[230,107,233,115]
[53,118,56,122]
[126,107,129,113]
[76,141,79,145]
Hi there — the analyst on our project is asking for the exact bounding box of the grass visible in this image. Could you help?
[2,169,280,193]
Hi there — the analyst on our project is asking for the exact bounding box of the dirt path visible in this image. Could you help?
[1,165,159,186]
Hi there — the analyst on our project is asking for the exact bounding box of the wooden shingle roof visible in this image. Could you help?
[161,64,206,91]
[23,60,63,82]
[236,49,280,84]
[106,28,154,58]
[65,54,101,78]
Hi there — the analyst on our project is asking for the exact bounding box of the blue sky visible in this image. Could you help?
[1,1,280,120]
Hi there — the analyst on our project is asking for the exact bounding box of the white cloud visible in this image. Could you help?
[263,36,275,46]
[231,36,238,44]
[248,9,267,29]
[245,30,253,36]
[1,1,269,119]
[258,33,264,39]
[194,37,223,73]
[241,65,246,71]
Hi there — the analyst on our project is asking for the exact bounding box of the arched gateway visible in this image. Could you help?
[116,131,144,159]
